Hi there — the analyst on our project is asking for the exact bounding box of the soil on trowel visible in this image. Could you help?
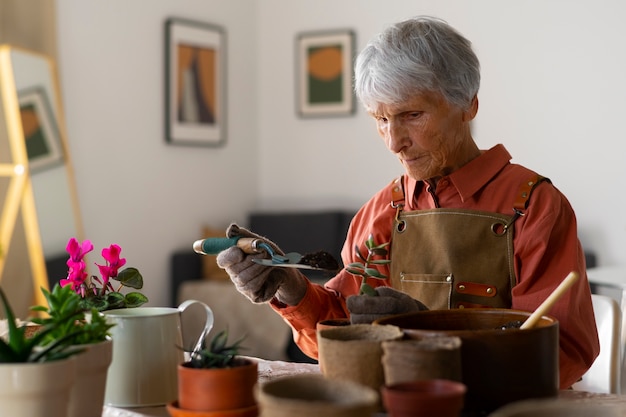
[299,251,340,272]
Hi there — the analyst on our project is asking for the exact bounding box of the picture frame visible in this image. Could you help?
[296,29,355,118]
[165,17,226,146]
[18,87,64,173]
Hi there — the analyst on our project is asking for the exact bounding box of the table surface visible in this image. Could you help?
[103,358,320,417]
[102,358,626,417]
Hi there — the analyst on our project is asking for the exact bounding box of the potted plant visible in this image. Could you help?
[317,234,390,330]
[169,328,258,415]
[31,283,115,417]
[0,286,88,417]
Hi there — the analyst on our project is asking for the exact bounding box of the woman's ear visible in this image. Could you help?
[462,95,479,122]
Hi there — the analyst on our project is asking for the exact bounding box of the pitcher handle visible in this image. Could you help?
[178,299,215,355]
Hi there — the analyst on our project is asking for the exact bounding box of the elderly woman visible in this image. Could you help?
[217,16,599,389]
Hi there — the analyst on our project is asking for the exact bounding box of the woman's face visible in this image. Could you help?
[367,91,478,181]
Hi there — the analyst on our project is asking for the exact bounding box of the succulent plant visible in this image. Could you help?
[30,283,114,346]
[185,329,246,369]
[345,234,391,296]
[0,286,86,363]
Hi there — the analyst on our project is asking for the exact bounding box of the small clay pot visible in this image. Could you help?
[382,379,466,417]
[255,374,378,417]
[177,357,258,411]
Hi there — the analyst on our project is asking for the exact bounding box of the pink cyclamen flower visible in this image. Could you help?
[60,238,93,291]
[96,244,126,287]
[65,238,94,262]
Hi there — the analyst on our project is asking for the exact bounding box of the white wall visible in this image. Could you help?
[55,0,626,306]
[56,0,259,306]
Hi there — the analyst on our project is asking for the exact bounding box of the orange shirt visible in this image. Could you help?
[271,144,599,389]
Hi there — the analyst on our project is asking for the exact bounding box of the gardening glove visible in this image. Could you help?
[216,223,308,306]
[346,286,428,324]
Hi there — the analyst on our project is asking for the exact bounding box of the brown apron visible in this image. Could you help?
[389,174,548,310]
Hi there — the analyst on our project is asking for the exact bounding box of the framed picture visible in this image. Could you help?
[18,87,64,173]
[296,29,355,118]
[165,18,226,146]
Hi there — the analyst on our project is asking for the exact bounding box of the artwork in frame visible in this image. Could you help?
[18,87,64,173]
[296,29,355,118]
[165,17,226,146]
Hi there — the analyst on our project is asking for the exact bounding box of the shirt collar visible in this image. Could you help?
[404,144,512,206]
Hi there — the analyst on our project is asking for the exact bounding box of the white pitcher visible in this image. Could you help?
[103,300,214,407]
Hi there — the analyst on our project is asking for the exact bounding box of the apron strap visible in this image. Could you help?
[390,173,551,230]
[391,176,405,208]
[513,174,551,211]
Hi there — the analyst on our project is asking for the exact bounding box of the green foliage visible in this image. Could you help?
[186,329,246,369]
[78,268,148,312]
[0,287,85,363]
[345,234,391,295]
[30,284,114,346]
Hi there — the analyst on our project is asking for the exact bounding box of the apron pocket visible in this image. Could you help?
[399,273,453,310]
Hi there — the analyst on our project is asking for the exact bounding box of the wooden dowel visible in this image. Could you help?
[520,271,580,330]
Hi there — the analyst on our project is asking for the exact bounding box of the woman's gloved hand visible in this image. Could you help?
[216,223,308,305]
[346,286,428,324]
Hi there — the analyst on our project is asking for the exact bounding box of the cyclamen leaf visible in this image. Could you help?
[115,267,144,289]
[81,295,109,311]
[124,292,148,308]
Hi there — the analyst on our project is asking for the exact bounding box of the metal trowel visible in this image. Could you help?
[193,237,339,272]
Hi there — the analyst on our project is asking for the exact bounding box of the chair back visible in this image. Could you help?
[572,294,621,393]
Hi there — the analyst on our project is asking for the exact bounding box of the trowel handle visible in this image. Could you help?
[193,237,261,255]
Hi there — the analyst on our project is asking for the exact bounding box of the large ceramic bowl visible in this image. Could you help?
[374,309,559,413]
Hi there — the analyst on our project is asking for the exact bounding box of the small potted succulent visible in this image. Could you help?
[170,329,258,415]
[0,286,89,417]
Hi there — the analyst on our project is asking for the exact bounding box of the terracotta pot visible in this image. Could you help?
[381,379,466,417]
[68,338,113,417]
[317,324,403,394]
[0,355,77,417]
[255,374,378,417]
[178,357,258,412]
[375,309,559,413]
